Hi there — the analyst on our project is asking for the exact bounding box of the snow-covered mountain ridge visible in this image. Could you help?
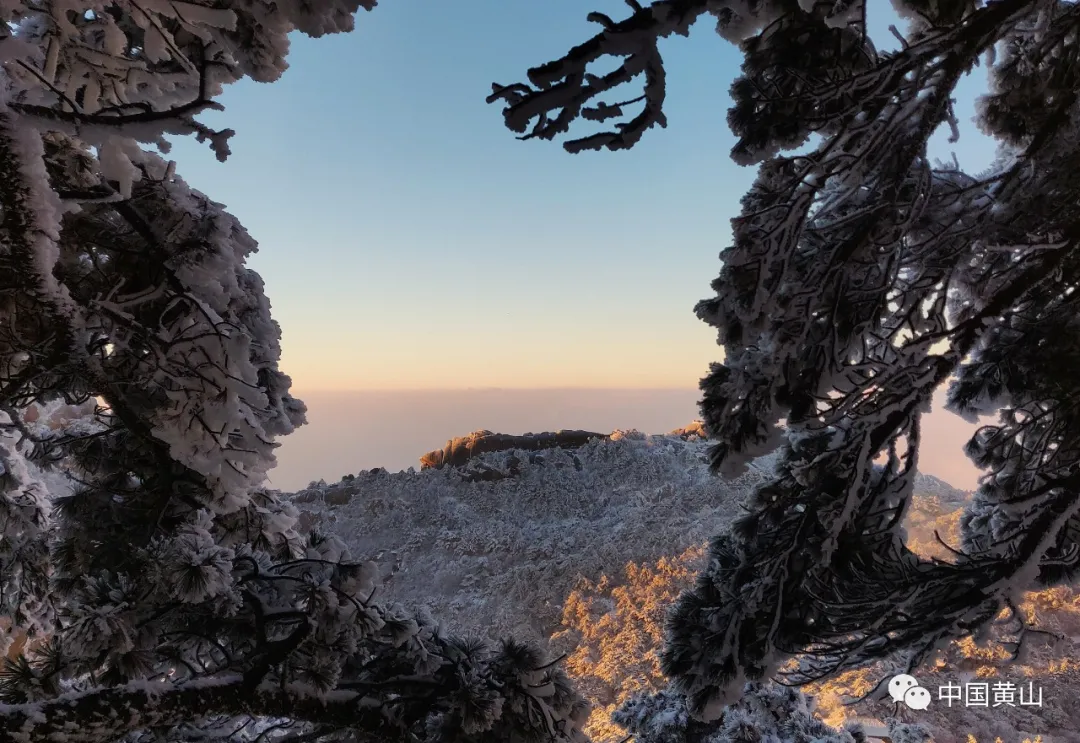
[286,424,970,646]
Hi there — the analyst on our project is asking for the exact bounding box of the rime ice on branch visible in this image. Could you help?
[490,0,1080,721]
[0,0,591,741]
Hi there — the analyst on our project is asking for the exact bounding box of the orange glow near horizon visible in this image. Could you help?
[278,328,724,391]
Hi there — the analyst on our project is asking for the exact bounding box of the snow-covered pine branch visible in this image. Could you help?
[1,0,376,184]
[491,0,1080,724]
[0,1,594,741]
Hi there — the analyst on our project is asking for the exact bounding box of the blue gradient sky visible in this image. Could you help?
[167,2,998,391]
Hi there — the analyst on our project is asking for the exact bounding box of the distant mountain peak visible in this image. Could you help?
[910,471,972,504]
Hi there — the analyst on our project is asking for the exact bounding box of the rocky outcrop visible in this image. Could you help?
[668,421,707,440]
[419,429,609,469]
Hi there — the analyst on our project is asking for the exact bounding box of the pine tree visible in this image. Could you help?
[0,1,588,741]
[490,0,1080,722]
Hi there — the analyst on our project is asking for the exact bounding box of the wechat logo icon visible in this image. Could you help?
[889,674,931,710]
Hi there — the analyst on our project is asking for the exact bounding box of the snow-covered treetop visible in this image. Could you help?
[0,0,385,637]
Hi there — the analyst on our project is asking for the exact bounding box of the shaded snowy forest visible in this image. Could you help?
[4,0,1080,742]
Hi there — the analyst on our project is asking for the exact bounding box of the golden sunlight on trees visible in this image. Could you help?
[553,497,1080,743]
[551,547,706,742]
[0,619,25,662]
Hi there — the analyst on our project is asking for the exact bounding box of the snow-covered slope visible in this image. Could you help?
[287,428,1080,743]
[286,426,969,648]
